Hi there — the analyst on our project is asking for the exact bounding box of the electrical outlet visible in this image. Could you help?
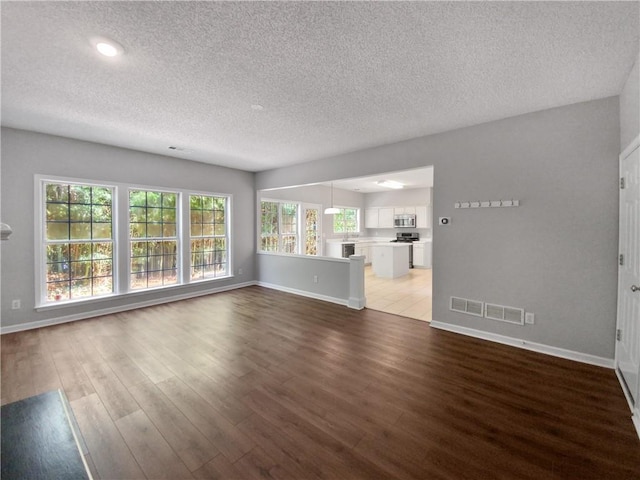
[313,275,318,283]
[11,299,21,310]
[238,268,243,275]
[525,312,535,325]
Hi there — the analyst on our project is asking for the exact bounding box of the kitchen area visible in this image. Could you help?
[258,166,434,322]
[325,183,433,322]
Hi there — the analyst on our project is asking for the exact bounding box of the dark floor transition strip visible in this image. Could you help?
[1,390,91,480]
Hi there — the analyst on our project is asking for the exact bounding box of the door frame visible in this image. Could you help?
[615,133,640,440]
[301,203,322,256]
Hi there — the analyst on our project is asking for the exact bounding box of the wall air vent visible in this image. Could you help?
[450,297,484,317]
[484,303,524,325]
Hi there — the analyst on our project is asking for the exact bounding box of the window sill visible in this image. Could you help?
[35,275,234,312]
[257,251,348,263]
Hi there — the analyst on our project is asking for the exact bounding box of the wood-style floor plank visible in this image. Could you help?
[70,393,145,480]
[237,413,324,480]
[128,381,218,472]
[115,409,194,479]
[156,376,255,463]
[192,454,245,480]
[2,285,640,479]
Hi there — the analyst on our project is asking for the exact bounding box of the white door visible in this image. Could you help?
[303,205,321,256]
[616,141,640,404]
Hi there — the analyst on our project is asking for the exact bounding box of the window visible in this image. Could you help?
[43,181,114,302]
[280,203,298,253]
[129,190,178,290]
[333,207,359,234]
[190,195,228,280]
[260,201,279,252]
[304,206,320,255]
[259,200,299,254]
[37,176,232,307]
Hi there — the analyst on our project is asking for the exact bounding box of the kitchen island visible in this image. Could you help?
[371,243,410,278]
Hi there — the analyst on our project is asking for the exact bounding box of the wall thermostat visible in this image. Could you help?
[439,217,450,225]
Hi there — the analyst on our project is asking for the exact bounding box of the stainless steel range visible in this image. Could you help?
[390,232,419,268]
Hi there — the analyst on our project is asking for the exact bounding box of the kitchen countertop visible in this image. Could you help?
[327,237,431,244]
[371,243,411,248]
[327,238,391,244]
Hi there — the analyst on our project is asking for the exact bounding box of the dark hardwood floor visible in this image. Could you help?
[2,286,640,479]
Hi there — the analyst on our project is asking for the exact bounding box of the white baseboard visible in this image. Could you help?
[615,367,635,412]
[633,410,640,441]
[430,321,614,369]
[615,367,640,440]
[257,282,349,308]
[348,295,366,310]
[1,281,257,334]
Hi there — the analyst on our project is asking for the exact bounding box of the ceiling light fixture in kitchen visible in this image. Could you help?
[377,180,404,189]
[91,37,124,57]
[324,183,340,214]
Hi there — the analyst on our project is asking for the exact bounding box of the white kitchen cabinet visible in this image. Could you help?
[378,207,394,228]
[424,242,432,268]
[413,241,432,268]
[415,205,431,229]
[367,204,429,228]
[413,243,425,267]
[364,208,379,228]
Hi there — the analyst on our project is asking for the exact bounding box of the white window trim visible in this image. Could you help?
[301,202,322,256]
[187,192,232,283]
[332,206,361,234]
[127,187,181,292]
[259,198,305,255]
[35,175,233,309]
[35,175,119,308]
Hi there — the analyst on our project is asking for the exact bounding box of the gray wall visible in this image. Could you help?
[257,253,351,303]
[620,51,639,151]
[256,97,620,359]
[1,128,256,329]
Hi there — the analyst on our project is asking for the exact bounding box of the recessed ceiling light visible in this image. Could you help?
[377,180,404,189]
[91,37,124,57]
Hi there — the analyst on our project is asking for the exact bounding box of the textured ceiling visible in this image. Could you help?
[1,2,638,172]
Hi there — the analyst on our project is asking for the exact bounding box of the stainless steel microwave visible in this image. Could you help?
[394,214,416,228]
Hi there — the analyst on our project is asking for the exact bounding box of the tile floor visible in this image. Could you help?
[364,266,432,322]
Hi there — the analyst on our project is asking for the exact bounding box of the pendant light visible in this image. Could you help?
[324,183,340,214]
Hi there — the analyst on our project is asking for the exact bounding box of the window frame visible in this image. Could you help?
[35,175,233,309]
[35,176,118,307]
[128,188,181,291]
[301,203,322,256]
[259,200,281,253]
[188,193,231,282]
[259,199,301,255]
[332,206,360,234]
